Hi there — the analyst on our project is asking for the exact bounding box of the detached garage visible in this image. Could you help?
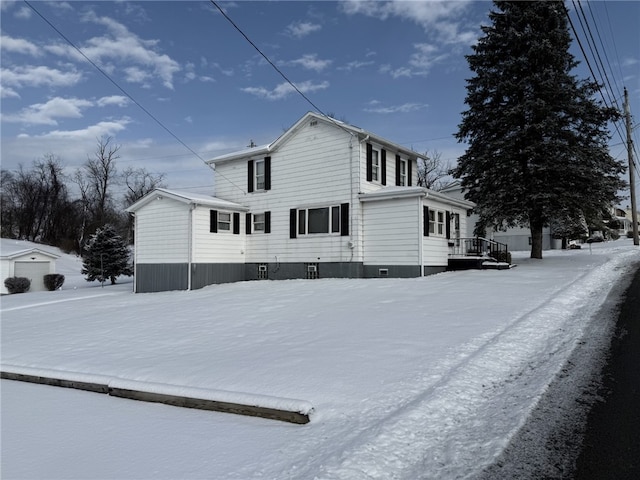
[1,240,60,294]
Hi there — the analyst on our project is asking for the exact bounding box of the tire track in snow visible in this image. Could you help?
[309,251,640,480]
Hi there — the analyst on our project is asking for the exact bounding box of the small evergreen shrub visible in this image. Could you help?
[4,276,31,294]
[44,273,65,291]
[628,231,634,238]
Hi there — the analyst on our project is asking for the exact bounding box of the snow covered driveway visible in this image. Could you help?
[2,240,639,479]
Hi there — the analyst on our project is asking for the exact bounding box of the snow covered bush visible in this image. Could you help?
[44,273,65,291]
[4,276,31,294]
[82,224,133,285]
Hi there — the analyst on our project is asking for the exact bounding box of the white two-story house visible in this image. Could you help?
[127,112,474,293]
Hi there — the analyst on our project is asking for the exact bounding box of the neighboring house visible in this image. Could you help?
[0,239,60,294]
[127,112,474,293]
[441,181,556,251]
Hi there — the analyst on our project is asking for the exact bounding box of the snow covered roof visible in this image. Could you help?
[0,239,60,260]
[359,186,475,209]
[126,188,248,213]
[207,111,429,165]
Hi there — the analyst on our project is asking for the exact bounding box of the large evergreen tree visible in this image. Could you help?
[82,224,133,285]
[453,1,626,259]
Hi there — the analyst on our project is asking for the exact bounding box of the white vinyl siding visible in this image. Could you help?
[362,197,420,265]
[193,207,244,263]
[215,119,358,264]
[134,198,190,263]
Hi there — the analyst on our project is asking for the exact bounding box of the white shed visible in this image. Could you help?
[1,240,60,294]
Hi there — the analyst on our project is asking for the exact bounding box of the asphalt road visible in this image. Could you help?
[574,261,640,479]
[477,260,640,480]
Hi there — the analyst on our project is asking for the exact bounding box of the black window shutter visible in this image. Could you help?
[423,206,429,237]
[408,159,412,186]
[246,213,252,235]
[446,211,451,239]
[366,143,373,182]
[289,209,297,238]
[233,212,240,234]
[395,155,401,186]
[264,156,271,190]
[265,211,271,233]
[210,210,218,233]
[381,149,386,185]
[247,160,254,193]
[340,203,349,236]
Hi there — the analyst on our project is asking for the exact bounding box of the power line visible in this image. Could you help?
[208,1,361,141]
[563,1,627,149]
[23,0,247,196]
[209,1,326,117]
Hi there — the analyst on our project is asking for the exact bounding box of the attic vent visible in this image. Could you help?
[309,120,318,127]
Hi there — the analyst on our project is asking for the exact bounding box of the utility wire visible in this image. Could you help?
[23,0,247,195]
[208,1,367,142]
[564,1,626,148]
[209,0,326,116]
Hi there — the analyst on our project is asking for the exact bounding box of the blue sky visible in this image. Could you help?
[1,1,638,199]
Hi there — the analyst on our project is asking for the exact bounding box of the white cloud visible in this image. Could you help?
[34,119,130,139]
[287,54,332,72]
[340,0,477,78]
[42,10,181,90]
[2,97,93,125]
[0,65,83,89]
[242,80,329,101]
[14,5,32,19]
[0,35,41,56]
[96,95,129,107]
[124,66,151,85]
[0,85,20,99]
[339,60,375,71]
[364,102,429,114]
[285,21,321,38]
[340,0,474,44]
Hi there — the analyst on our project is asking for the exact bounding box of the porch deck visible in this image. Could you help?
[447,237,512,271]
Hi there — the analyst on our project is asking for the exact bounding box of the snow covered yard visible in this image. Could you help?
[2,239,639,479]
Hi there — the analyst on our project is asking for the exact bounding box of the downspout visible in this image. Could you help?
[419,190,429,277]
[131,213,137,292]
[188,203,195,290]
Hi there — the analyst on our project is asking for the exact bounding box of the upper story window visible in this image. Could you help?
[366,143,386,185]
[371,150,380,182]
[398,159,407,186]
[395,155,412,186]
[255,160,265,190]
[248,157,271,193]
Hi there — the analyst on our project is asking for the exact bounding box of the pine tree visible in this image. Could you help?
[82,224,132,285]
[453,1,626,259]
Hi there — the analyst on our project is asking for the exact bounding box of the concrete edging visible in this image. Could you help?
[0,369,312,425]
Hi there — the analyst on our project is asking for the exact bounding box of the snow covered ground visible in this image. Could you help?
[2,238,639,479]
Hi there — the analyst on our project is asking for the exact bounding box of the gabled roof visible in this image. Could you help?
[207,111,430,165]
[126,188,248,213]
[0,239,60,260]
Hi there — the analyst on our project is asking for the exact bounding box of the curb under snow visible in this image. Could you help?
[0,365,313,424]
